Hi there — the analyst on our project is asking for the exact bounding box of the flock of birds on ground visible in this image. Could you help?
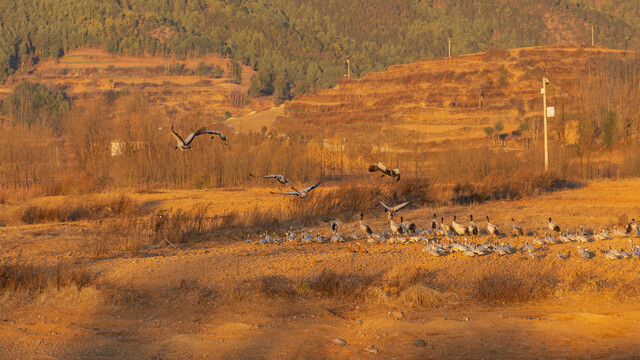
[249,201,640,261]
[169,125,640,261]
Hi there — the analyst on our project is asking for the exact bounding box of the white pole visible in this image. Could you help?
[347,59,350,79]
[543,78,548,171]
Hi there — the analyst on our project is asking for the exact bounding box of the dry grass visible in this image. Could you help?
[307,270,375,300]
[149,204,216,245]
[452,170,580,205]
[94,217,146,257]
[20,195,142,224]
[398,285,460,308]
[474,271,557,304]
[0,259,92,295]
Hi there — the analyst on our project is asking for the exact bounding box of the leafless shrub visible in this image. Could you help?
[398,285,460,308]
[149,204,217,245]
[474,269,557,304]
[258,275,296,298]
[307,270,374,300]
[95,217,146,256]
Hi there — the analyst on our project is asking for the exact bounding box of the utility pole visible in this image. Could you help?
[347,59,350,79]
[542,77,549,171]
[448,37,451,57]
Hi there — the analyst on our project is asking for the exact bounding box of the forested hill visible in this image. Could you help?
[0,0,638,96]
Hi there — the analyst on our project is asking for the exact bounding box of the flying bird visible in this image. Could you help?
[170,125,230,150]
[208,130,230,147]
[377,199,411,215]
[271,181,322,199]
[368,162,400,182]
[249,174,297,190]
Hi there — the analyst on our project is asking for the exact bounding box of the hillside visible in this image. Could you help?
[0,49,272,121]
[0,0,639,97]
[278,46,634,148]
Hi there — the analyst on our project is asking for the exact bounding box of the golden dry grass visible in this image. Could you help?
[1,179,640,358]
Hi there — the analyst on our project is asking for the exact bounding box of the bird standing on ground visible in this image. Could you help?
[468,215,479,237]
[359,213,373,237]
[271,181,322,198]
[451,216,469,236]
[512,218,524,237]
[368,162,401,182]
[331,219,339,233]
[548,218,561,235]
[441,217,453,234]
[389,213,404,236]
[486,216,500,238]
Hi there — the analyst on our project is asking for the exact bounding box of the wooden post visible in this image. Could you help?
[448,37,451,58]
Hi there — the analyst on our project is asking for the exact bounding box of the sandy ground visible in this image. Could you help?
[1,180,640,359]
[225,105,284,133]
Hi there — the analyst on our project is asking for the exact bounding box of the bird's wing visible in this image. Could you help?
[200,130,222,136]
[368,163,380,173]
[201,130,227,140]
[170,125,185,146]
[389,201,411,213]
[302,181,322,193]
[184,127,207,145]
[280,176,298,190]
[377,199,392,213]
[376,162,388,172]
[271,191,300,196]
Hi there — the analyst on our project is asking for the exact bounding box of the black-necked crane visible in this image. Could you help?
[368,162,401,182]
[431,213,438,232]
[249,174,297,191]
[271,181,322,199]
[548,218,561,235]
[468,215,479,237]
[170,125,229,150]
[377,199,411,216]
[389,213,404,236]
[512,218,524,237]
[451,216,469,236]
[359,213,373,237]
[486,216,500,239]
[626,219,638,234]
[440,217,453,234]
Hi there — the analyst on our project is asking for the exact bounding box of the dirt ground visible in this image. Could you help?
[2,180,640,359]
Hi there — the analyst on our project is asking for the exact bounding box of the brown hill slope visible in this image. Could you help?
[278,46,632,148]
[1,49,274,122]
